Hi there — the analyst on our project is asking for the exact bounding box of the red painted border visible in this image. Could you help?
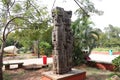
[87,61,115,71]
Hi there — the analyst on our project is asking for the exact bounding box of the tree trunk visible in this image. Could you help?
[33,40,40,58]
[0,43,5,80]
[0,59,3,80]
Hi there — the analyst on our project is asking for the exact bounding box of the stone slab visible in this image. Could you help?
[41,69,86,80]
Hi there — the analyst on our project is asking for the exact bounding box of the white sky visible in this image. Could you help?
[91,0,120,31]
[41,0,120,31]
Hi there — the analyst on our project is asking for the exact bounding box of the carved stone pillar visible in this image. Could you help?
[52,7,73,74]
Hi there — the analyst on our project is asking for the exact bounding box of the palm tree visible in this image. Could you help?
[72,0,102,65]
[71,17,99,65]
[82,28,99,55]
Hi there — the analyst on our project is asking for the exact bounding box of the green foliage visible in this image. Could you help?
[0,0,51,80]
[3,73,11,80]
[93,47,120,52]
[98,25,120,47]
[6,37,15,46]
[39,41,52,56]
[109,73,120,78]
[12,3,22,13]
[73,46,86,66]
[6,0,51,50]
[18,47,29,54]
[13,18,25,26]
[106,73,120,80]
[2,0,11,6]
[72,18,99,65]
[112,56,120,71]
[71,0,102,65]
[41,27,53,43]
[75,0,103,17]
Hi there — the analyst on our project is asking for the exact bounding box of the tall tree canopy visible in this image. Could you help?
[0,0,51,79]
[101,24,120,47]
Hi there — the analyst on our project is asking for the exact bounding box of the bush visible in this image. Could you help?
[112,56,120,71]
[73,47,86,66]
[39,41,52,56]
[18,47,29,54]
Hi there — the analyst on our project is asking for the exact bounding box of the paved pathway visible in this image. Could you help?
[4,57,53,65]
[3,57,53,70]
[89,53,119,63]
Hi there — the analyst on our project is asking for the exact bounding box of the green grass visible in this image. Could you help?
[3,73,12,80]
[108,72,120,77]
[3,69,25,80]
[75,65,115,80]
[93,47,120,52]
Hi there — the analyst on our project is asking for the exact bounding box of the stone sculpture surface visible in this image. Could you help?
[52,7,73,74]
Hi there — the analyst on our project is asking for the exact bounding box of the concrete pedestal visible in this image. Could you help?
[41,69,86,80]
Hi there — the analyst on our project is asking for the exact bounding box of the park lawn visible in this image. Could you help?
[3,64,114,80]
[75,64,114,80]
[92,47,120,52]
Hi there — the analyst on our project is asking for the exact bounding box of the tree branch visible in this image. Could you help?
[9,0,15,10]
[28,1,41,16]
[0,38,3,43]
[3,17,28,41]
[74,0,89,17]
[6,27,29,38]
[52,0,56,9]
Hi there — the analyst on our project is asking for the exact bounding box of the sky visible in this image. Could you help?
[41,0,120,31]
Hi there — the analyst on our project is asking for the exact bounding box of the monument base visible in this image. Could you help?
[41,69,86,80]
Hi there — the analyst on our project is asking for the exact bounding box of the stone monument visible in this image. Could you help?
[52,7,73,74]
[41,7,86,80]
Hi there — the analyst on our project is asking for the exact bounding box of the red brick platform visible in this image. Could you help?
[87,60,115,71]
[41,69,86,80]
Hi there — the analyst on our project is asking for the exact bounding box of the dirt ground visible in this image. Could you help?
[3,64,114,80]
[4,68,49,80]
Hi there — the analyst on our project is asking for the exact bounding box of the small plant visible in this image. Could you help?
[112,56,120,71]
[3,73,11,80]
[106,74,120,80]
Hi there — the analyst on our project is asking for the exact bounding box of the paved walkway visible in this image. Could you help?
[3,57,53,70]
[89,53,119,63]
[3,57,53,65]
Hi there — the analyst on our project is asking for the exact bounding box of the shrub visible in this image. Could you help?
[112,56,120,71]
[73,47,86,66]
[39,41,52,56]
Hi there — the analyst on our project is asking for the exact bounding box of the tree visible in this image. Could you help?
[103,24,120,47]
[12,0,51,57]
[72,19,99,65]
[104,24,120,39]
[72,0,102,65]
[0,0,50,79]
